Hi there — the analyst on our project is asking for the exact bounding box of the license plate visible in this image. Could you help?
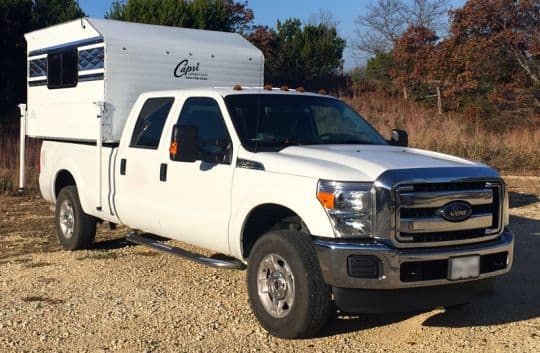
[449,255,480,280]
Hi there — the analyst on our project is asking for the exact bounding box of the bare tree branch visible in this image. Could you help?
[354,0,450,57]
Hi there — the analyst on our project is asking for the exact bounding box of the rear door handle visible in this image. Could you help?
[160,163,167,182]
[120,159,127,175]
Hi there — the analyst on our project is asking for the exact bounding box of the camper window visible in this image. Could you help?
[47,47,78,89]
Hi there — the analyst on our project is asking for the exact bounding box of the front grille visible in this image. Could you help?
[396,181,503,247]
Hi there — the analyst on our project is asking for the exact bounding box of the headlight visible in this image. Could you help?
[503,184,509,227]
[317,180,374,238]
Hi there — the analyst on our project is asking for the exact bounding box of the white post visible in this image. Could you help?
[437,86,443,115]
[18,104,27,192]
[96,101,105,211]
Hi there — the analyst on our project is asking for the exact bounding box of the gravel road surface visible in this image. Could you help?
[0,176,539,352]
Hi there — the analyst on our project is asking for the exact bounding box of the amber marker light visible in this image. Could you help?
[317,191,335,209]
[169,141,178,156]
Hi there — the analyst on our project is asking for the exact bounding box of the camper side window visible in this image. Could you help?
[47,48,78,89]
[130,97,175,149]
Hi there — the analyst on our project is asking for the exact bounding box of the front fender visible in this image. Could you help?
[228,168,335,260]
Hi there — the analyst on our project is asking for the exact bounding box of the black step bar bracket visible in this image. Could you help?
[126,232,246,270]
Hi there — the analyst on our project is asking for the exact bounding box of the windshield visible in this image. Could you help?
[224,94,387,152]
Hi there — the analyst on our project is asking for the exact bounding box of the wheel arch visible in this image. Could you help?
[240,203,311,259]
[54,169,77,198]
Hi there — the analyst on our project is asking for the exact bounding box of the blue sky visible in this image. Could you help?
[78,0,466,70]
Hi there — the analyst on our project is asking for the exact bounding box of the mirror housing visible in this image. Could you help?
[170,124,200,162]
[390,129,408,147]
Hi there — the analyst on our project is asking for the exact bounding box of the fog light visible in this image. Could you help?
[347,255,380,279]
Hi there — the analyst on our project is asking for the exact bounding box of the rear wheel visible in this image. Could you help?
[55,186,96,250]
[247,230,330,338]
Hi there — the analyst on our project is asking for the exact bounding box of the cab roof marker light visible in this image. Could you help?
[280,85,289,91]
[263,84,273,91]
[233,84,242,91]
[296,87,305,92]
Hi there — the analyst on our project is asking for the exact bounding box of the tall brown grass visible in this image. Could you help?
[0,93,538,193]
[347,93,540,174]
[0,128,40,193]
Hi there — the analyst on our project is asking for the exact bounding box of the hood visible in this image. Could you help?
[244,145,488,181]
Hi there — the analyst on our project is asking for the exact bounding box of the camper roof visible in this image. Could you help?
[25,17,259,55]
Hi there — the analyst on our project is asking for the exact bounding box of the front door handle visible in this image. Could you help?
[120,158,127,175]
[160,163,167,182]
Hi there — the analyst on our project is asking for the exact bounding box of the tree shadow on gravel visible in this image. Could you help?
[319,214,540,337]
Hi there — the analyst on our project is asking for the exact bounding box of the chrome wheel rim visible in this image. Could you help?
[59,200,75,239]
[256,253,295,318]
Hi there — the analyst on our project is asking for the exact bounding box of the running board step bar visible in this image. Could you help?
[126,232,245,270]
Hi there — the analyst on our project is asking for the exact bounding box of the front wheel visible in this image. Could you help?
[55,186,96,250]
[247,230,330,338]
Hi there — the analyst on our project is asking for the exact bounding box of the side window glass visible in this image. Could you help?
[130,97,174,149]
[176,97,232,164]
[47,48,78,89]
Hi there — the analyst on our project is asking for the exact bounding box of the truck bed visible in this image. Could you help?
[39,140,120,224]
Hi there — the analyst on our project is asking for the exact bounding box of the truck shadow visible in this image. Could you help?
[509,191,539,208]
[320,214,540,336]
[422,214,540,328]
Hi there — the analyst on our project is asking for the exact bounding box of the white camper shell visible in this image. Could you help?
[24,18,264,143]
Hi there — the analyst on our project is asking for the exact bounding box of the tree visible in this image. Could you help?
[0,0,32,120]
[440,0,540,112]
[365,51,395,93]
[391,25,438,99]
[251,18,346,89]
[354,0,449,56]
[388,0,540,116]
[106,0,254,33]
[0,0,85,124]
[246,25,277,59]
[32,0,84,28]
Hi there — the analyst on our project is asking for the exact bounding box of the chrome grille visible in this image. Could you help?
[395,181,502,247]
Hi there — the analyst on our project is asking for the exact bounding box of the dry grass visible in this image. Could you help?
[0,128,40,193]
[0,93,538,193]
[347,93,540,173]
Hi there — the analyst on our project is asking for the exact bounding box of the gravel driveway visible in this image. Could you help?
[0,176,539,352]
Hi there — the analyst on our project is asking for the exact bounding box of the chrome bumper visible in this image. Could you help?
[314,229,513,290]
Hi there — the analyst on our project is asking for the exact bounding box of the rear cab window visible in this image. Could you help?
[130,97,175,149]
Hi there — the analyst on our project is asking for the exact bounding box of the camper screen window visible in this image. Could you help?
[47,48,78,89]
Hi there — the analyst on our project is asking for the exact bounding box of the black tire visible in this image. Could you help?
[247,230,330,339]
[444,303,468,311]
[55,185,96,250]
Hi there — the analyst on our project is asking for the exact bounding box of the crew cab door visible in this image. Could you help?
[158,97,235,254]
[114,96,176,232]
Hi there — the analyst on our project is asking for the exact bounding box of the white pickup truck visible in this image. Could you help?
[22,19,513,338]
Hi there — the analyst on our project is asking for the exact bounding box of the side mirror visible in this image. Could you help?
[170,124,200,162]
[390,129,408,147]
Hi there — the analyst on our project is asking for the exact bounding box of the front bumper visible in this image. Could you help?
[314,229,513,290]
